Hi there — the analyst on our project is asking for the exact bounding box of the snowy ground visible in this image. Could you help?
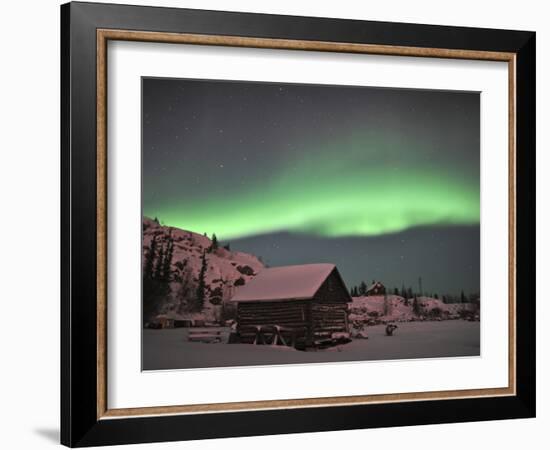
[143,320,480,370]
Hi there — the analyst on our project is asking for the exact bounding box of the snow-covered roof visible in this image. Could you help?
[231,263,337,302]
[367,281,384,292]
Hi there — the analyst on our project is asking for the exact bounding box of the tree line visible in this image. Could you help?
[348,280,479,305]
[142,233,210,325]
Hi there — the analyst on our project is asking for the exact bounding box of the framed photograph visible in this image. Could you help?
[61,2,536,447]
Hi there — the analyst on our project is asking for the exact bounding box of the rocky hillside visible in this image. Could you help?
[143,217,264,321]
[350,295,479,325]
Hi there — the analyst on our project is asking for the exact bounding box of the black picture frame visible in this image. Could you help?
[61,2,535,447]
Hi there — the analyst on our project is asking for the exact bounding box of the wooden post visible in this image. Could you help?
[305,303,313,347]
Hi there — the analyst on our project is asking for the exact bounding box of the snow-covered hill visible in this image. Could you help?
[350,295,479,324]
[143,217,479,325]
[143,217,264,321]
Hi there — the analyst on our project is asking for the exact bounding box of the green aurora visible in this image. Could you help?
[144,132,480,240]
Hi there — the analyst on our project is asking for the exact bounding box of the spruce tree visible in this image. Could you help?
[176,259,194,314]
[143,236,166,325]
[161,236,174,282]
[144,236,157,279]
[412,296,421,315]
[211,233,218,251]
[153,242,165,280]
[359,281,367,296]
[460,290,466,303]
[195,251,208,311]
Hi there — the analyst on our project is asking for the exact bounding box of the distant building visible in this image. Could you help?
[148,314,175,329]
[231,263,351,349]
[366,281,386,296]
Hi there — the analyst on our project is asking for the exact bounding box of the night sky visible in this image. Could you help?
[142,78,480,296]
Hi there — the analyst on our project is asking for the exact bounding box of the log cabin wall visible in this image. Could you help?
[309,270,351,343]
[236,300,310,345]
[313,270,351,304]
[310,302,349,342]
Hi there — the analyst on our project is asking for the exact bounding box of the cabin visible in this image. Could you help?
[230,263,352,349]
[366,281,386,296]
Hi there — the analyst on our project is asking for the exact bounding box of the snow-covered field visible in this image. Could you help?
[143,320,480,370]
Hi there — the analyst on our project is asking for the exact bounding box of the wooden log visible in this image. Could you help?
[238,314,304,321]
[238,322,307,329]
[313,327,347,332]
[238,313,305,318]
[239,302,307,311]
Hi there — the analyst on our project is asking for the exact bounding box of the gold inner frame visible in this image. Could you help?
[96,29,517,420]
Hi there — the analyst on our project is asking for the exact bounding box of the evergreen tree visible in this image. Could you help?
[143,236,170,325]
[434,293,439,300]
[359,281,367,296]
[406,287,413,299]
[153,242,165,280]
[175,259,195,314]
[208,233,219,253]
[161,236,174,282]
[403,284,410,305]
[412,296,421,315]
[460,290,466,303]
[144,236,157,279]
[393,287,399,296]
[195,251,208,312]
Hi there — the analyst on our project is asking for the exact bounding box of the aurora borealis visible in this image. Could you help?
[142,78,480,295]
